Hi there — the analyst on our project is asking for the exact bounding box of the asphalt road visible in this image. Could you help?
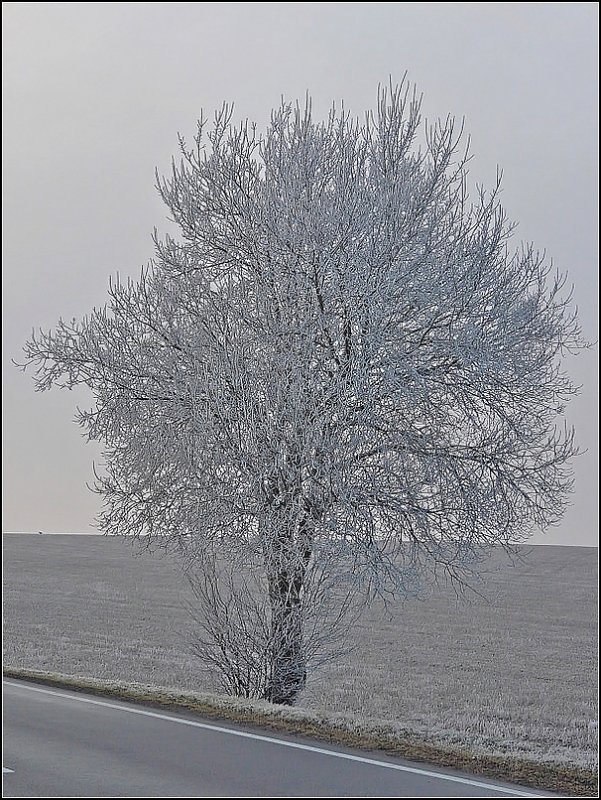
[3,679,550,798]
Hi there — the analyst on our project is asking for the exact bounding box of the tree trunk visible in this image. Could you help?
[264,563,307,705]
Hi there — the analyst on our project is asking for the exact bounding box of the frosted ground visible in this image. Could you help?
[3,534,597,771]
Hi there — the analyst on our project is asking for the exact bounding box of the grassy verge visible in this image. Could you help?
[3,667,597,797]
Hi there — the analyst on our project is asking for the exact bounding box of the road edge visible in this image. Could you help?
[3,667,596,797]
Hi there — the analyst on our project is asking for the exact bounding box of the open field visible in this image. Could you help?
[3,534,597,771]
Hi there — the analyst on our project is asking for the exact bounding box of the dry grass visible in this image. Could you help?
[3,534,598,776]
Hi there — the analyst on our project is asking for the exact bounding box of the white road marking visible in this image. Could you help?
[3,767,15,774]
[3,680,547,798]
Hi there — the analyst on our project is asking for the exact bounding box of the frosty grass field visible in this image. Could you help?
[3,534,597,772]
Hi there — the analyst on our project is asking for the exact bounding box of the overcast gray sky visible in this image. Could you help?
[2,2,598,545]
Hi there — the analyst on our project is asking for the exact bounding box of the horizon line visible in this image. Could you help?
[2,531,597,548]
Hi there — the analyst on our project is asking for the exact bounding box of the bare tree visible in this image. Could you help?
[184,545,357,701]
[21,81,583,705]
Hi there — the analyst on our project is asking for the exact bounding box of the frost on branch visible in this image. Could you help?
[21,81,583,704]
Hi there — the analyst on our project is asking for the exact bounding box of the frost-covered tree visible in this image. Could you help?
[22,82,582,705]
